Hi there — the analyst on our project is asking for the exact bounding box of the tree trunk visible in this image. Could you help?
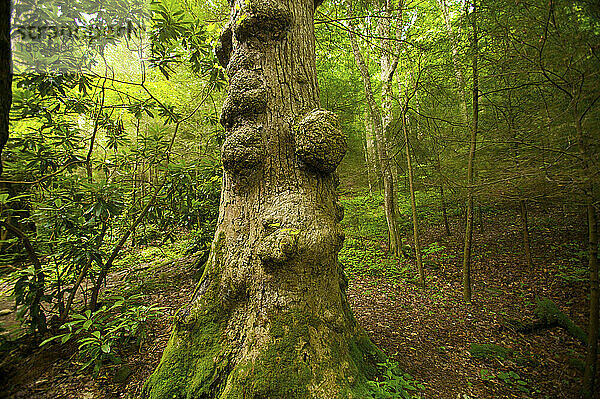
[348,12,402,257]
[519,199,534,269]
[143,0,382,397]
[440,184,451,236]
[583,200,599,398]
[364,111,379,193]
[402,111,424,287]
[462,0,478,303]
[0,0,11,178]
[576,110,599,398]
[434,141,451,236]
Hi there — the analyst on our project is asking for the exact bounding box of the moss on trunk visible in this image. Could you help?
[143,0,385,395]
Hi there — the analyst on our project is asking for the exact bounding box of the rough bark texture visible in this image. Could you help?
[143,0,382,397]
[0,0,11,177]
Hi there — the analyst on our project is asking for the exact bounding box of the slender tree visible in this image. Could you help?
[402,110,424,286]
[462,0,478,302]
[348,0,404,257]
[143,0,382,396]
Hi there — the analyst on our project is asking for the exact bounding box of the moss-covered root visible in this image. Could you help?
[535,297,587,344]
[142,292,230,399]
[469,343,513,360]
[219,309,385,399]
[144,306,385,399]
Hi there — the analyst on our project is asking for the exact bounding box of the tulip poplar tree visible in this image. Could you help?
[142,0,383,397]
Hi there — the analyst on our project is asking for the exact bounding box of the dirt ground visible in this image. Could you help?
[0,208,597,398]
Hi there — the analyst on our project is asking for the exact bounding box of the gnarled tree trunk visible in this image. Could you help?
[143,0,382,397]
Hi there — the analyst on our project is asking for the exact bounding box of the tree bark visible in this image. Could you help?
[363,111,379,193]
[143,0,382,397]
[0,0,11,177]
[432,137,451,236]
[583,200,599,398]
[577,110,599,398]
[462,0,478,303]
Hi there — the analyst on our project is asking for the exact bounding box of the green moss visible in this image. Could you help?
[143,296,229,399]
[222,309,316,398]
[295,109,347,173]
[143,233,230,399]
[144,231,387,399]
[348,333,384,379]
[534,297,587,344]
[221,309,384,399]
[469,343,513,360]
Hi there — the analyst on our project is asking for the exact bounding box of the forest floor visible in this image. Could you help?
[0,196,595,398]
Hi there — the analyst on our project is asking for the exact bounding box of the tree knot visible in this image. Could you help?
[295,109,347,173]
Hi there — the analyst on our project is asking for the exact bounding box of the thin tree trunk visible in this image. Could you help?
[364,112,378,193]
[62,221,108,320]
[86,82,106,183]
[348,9,403,257]
[441,184,451,236]
[519,199,534,269]
[583,200,599,398]
[577,110,599,397]
[434,140,451,236]
[402,111,424,287]
[2,221,46,332]
[462,0,478,303]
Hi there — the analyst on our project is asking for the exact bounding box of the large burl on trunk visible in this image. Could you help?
[142,0,383,397]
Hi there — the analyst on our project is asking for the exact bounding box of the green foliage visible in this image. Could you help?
[366,358,424,399]
[479,369,535,394]
[421,242,455,267]
[11,264,48,332]
[549,242,589,283]
[149,0,226,86]
[2,0,225,335]
[41,294,165,377]
[339,237,412,280]
[340,193,393,240]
